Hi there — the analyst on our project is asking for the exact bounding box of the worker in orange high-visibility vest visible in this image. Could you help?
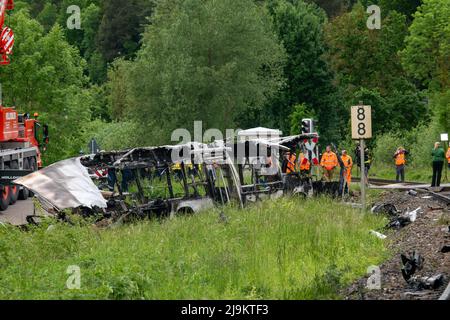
[446,146,450,169]
[320,145,338,181]
[340,150,353,185]
[394,147,409,182]
[283,151,297,174]
[297,152,311,174]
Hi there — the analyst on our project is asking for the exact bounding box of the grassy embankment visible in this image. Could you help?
[0,197,388,300]
[347,162,438,183]
[368,163,436,183]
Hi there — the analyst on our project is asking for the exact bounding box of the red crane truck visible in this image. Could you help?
[0,0,49,211]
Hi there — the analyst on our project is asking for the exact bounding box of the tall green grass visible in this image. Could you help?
[0,197,387,300]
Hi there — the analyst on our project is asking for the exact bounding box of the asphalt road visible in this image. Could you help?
[0,199,35,226]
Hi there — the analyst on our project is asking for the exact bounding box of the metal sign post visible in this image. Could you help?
[351,103,372,211]
[88,138,100,155]
[360,139,366,211]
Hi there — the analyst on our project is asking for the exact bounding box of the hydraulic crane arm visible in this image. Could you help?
[0,0,14,65]
[0,0,13,28]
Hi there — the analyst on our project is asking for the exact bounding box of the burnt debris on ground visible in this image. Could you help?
[346,189,450,300]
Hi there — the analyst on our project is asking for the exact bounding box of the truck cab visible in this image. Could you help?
[0,107,49,211]
[16,113,49,168]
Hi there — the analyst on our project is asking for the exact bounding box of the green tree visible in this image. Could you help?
[325,4,408,95]
[0,10,90,162]
[121,0,285,145]
[401,0,450,91]
[97,0,156,62]
[107,58,133,121]
[379,0,422,19]
[264,0,344,143]
[81,3,106,83]
[21,0,108,84]
[307,0,355,17]
[360,0,422,20]
[324,4,427,135]
[36,2,58,32]
[430,90,450,133]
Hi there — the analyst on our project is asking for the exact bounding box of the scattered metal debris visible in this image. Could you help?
[402,291,433,298]
[14,158,107,210]
[387,207,423,229]
[346,190,450,300]
[371,203,401,216]
[406,207,422,222]
[401,251,424,281]
[408,274,445,291]
[370,230,387,239]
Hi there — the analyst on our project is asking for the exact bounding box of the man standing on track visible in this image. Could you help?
[431,142,445,187]
[394,147,409,183]
[320,145,338,182]
[335,147,353,196]
[341,150,353,187]
[355,143,372,185]
[283,151,297,174]
[297,151,311,176]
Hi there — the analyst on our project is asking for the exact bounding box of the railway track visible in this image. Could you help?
[352,177,426,186]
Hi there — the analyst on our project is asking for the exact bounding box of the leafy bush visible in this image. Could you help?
[82,120,144,152]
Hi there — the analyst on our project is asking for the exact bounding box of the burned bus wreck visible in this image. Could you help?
[210,132,322,203]
[14,132,328,224]
[80,136,306,219]
[80,143,244,221]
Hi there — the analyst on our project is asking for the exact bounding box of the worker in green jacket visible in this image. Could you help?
[431,142,445,187]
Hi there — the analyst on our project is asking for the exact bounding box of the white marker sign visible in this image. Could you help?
[351,105,372,139]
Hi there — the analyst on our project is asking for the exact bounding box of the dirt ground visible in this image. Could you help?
[345,190,450,300]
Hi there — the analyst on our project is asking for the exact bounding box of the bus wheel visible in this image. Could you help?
[9,185,19,205]
[0,186,10,211]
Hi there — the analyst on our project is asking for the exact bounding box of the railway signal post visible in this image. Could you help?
[351,102,372,211]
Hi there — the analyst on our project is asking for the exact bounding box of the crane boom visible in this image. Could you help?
[0,0,14,65]
[0,0,49,211]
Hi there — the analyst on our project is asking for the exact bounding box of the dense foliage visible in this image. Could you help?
[0,0,447,167]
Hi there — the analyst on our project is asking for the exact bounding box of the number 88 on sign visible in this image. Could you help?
[351,105,372,139]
